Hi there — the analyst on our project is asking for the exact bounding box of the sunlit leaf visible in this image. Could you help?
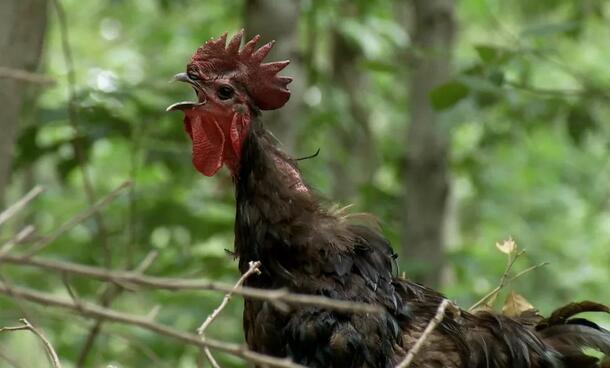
[496,238,517,255]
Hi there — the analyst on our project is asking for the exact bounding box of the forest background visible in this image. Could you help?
[1,0,609,367]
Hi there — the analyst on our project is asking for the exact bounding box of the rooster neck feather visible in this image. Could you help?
[233,121,317,279]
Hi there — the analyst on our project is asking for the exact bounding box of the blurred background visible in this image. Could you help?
[1,0,610,367]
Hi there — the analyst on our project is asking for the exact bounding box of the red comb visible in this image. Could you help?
[190,30,292,110]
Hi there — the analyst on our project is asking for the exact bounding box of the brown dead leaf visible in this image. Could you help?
[496,238,517,255]
[502,290,534,317]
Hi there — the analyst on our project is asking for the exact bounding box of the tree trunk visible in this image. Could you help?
[244,0,305,154]
[0,0,48,204]
[403,0,456,288]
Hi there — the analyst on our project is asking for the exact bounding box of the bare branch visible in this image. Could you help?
[23,181,131,257]
[0,186,44,227]
[0,67,55,85]
[508,262,549,283]
[395,299,450,368]
[203,349,221,368]
[198,261,262,367]
[469,249,525,311]
[198,261,262,335]
[76,250,159,367]
[0,282,304,368]
[0,318,61,368]
[50,0,113,268]
[0,346,22,368]
[469,255,548,312]
[0,225,35,259]
[1,254,382,314]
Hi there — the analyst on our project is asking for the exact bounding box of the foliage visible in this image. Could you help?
[1,0,609,366]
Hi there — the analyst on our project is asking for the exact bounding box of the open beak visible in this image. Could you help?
[166,73,206,112]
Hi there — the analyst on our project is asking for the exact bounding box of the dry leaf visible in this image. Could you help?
[502,290,534,317]
[496,238,517,255]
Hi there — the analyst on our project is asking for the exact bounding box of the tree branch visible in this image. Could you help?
[0,318,61,368]
[0,282,304,368]
[22,181,131,257]
[0,346,22,368]
[50,0,113,268]
[75,250,159,367]
[0,254,382,314]
[0,225,35,258]
[469,249,524,311]
[197,261,262,335]
[0,186,44,227]
[197,260,262,368]
[0,67,55,85]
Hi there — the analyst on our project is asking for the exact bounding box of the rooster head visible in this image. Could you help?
[167,30,292,176]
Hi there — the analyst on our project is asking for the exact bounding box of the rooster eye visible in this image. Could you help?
[217,85,234,100]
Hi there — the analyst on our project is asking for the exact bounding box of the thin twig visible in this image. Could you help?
[0,67,55,85]
[203,349,221,368]
[469,250,525,311]
[198,261,262,334]
[395,299,450,368]
[1,254,382,314]
[508,262,549,284]
[0,319,61,368]
[0,282,304,368]
[198,261,262,367]
[469,257,548,313]
[23,181,131,257]
[0,272,38,329]
[0,225,35,259]
[43,308,171,368]
[76,251,159,367]
[0,346,22,368]
[50,0,112,268]
[0,186,44,227]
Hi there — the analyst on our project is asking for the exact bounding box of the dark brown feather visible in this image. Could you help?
[229,118,610,367]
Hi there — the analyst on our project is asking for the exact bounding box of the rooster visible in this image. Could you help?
[167,31,610,368]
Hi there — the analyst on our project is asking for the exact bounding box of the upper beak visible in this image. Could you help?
[172,72,192,84]
[166,73,205,112]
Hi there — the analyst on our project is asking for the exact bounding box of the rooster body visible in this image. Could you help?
[168,32,610,367]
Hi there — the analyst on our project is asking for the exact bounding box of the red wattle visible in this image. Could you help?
[189,115,225,176]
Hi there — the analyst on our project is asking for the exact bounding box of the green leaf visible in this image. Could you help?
[475,45,499,64]
[489,69,505,86]
[566,105,596,144]
[430,80,470,111]
[360,60,397,73]
[474,44,513,65]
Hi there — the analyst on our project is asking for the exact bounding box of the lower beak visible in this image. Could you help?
[166,101,201,112]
